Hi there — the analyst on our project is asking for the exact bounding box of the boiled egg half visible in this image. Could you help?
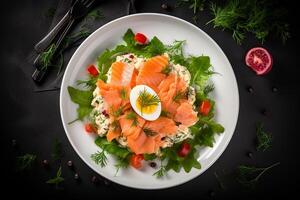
[130,85,161,121]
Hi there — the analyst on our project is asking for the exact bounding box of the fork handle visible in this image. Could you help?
[34,11,71,53]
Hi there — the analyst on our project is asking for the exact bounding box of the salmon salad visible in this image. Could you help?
[68,29,224,177]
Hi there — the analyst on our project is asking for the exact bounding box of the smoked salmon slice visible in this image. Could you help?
[110,61,135,86]
[174,100,198,126]
[136,55,168,92]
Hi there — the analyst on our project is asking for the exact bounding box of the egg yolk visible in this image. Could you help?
[136,95,158,114]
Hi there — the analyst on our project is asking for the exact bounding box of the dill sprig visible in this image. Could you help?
[208,0,290,44]
[173,90,186,103]
[40,44,56,70]
[161,66,172,75]
[203,84,215,95]
[256,123,272,152]
[160,110,171,118]
[46,166,64,188]
[91,150,107,167]
[237,162,280,188]
[138,88,160,114]
[16,154,36,171]
[114,156,130,176]
[120,88,127,100]
[153,161,167,178]
[143,127,158,137]
[111,120,121,132]
[86,8,104,21]
[126,112,138,127]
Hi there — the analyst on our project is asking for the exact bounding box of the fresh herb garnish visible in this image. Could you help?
[120,88,127,100]
[237,162,280,188]
[16,154,36,171]
[52,139,62,161]
[173,91,186,103]
[176,0,206,23]
[40,44,56,70]
[138,88,160,115]
[153,161,167,178]
[91,150,107,167]
[112,107,123,117]
[161,66,172,75]
[46,166,64,188]
[160,110,171,118]
[256,123,272,152]
[111,120,121,132]
[86,8,104,21]
[203,84,215,95]
[126,111,138,127]
[208,0,290,44]
[143,128,158,137]
[114,156,130,176]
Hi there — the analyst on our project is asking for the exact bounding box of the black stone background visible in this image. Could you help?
[1,0,299,199]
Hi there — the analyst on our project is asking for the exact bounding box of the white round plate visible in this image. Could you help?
[60,13,239,189]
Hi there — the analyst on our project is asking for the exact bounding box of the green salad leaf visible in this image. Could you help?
[95,136,131,159]
[68,86,93,120]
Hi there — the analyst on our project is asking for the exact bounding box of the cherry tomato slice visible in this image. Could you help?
[177,142,191,157]
[130,154,144,169]
[199,100,211,116]
[134,33,148,45]
[87,64,99,76]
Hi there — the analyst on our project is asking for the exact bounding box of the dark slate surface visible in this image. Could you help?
[1,0,299,199]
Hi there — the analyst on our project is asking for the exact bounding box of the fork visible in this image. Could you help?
[32,0,96,82]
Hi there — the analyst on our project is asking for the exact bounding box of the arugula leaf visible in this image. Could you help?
[143,36,165,57]
[181,148,201,173]
[191,119,224,148]
[123,28,135,46]
[188,56,212,86]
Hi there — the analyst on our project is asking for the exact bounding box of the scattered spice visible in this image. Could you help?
[272,86,278,92]
[247,152,253,158]
[247,86,254,93]
[149,162,157,168]
[42,159,49,167]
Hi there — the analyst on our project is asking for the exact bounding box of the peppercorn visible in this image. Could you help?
[149,162,157,168]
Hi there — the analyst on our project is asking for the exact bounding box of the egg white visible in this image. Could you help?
[129,85,161,121]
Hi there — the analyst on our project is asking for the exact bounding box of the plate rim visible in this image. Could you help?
[60,13,240,190]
